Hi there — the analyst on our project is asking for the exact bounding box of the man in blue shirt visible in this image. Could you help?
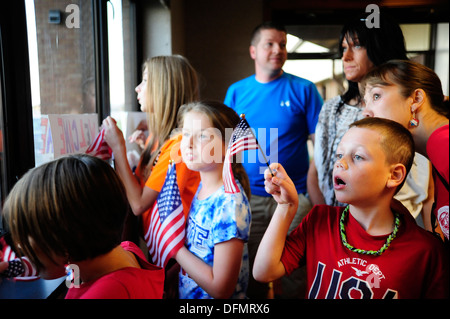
[224,22,323,298]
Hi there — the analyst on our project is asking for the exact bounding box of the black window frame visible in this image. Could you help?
[0,0,110,235]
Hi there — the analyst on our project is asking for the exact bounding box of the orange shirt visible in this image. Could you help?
[141,134,200,235]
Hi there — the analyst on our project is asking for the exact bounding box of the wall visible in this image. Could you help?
[435,23,449,95]
[141,0,172,58]
[142,0,264,101]
[182,0,264,100]
[34,0,94,114]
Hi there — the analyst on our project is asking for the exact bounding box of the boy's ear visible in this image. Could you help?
[386,164,407,190]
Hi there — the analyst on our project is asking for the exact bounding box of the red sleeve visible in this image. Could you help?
[422,238,449,299]
[427,125,449,182]
[280,208,313,275]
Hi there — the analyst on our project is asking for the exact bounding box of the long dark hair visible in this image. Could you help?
[339,12,407,108]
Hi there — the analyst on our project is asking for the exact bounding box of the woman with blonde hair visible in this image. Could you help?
[103,55,201,264]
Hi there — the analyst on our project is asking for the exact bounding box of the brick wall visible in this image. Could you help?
[34,0,94,114]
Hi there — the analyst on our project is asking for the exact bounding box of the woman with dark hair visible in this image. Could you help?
[337,13,407,108]
[307,12,432,223]
[362,60,449,241]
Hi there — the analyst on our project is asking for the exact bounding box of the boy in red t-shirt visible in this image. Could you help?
[254,117,448,299]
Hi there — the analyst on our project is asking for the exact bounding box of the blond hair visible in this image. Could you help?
[140,55,199,179]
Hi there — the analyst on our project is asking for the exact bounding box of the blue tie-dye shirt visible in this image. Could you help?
[179,181,251,299]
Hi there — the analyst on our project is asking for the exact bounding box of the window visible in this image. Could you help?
[283,23,449,100]
[1,1,36,234]
[107,0,138,113]
[25,0,99,166]
[283,25,344,101]
[0,70,5,234]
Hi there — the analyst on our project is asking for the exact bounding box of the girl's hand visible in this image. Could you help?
[264,163,298,207]
[102,116,125,152]
[128,130,146,150]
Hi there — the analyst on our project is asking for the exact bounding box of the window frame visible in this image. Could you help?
[0,0,110,236]
[287,24,438,70]
[0,1,35,195]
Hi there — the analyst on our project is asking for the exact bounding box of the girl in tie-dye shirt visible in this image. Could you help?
[175,101,252,299]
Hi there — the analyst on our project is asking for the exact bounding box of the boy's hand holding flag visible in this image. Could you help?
[223,115,272,194]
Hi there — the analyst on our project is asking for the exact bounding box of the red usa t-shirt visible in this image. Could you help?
[281,205,449,299]
[427,124,449,240]
[65,241,164,299]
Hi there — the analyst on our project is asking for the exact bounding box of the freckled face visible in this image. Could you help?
[333,127,392,205]
[180,112,225,172]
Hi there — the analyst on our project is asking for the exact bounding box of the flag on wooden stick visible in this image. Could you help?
[144,161,185,267]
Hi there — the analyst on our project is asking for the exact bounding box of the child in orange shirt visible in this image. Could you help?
[103,55,200,220]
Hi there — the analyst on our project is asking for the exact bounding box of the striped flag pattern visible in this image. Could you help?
[144,162,185,268]
[223,117,258,193]
[85,128,112,160]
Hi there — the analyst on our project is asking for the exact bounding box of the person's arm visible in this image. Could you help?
[252,163,299,283]
[307,160,326,206]
[421,165,435,231]
[306,132,326,205]
[103,116,158,215]
[175,238,244,299]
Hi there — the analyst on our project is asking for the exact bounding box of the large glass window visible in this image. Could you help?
[107,0,138,113]
[0,71,5,235]
[26,0,97,115]
[26,0,139,167]
[26,0,98,166]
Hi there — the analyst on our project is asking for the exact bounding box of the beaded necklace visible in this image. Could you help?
[340,206,400,256]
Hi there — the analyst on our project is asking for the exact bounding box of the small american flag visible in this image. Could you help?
[223,116,258,193]
[1,237,38,280]
[144,162,185,267]
[85,128,112,160]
